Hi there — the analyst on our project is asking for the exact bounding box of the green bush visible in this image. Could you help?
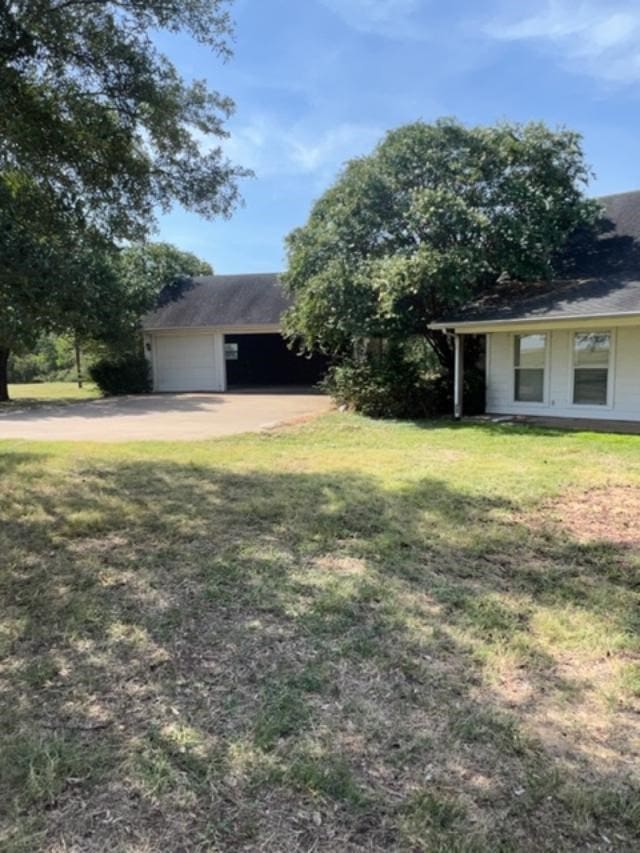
[323,345,485,420]
[323,347,449,419]
[89,353,151,396]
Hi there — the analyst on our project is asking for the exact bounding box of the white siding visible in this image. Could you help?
[486,325,640,421]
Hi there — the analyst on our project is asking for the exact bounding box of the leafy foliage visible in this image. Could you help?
[95,242,214,353]
[325,346,485,420]
[0,173,122,399]
[283,119,600,416]
[89,353,152,396]
[324,345,448,419]
[0,1,243,399]
[5,241,211,389]
[8,335,80,383]
[0,0,246,240]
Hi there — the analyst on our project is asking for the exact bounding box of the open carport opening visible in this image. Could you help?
[224,333,328,388]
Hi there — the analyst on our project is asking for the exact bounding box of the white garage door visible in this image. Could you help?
[154,334,224,392]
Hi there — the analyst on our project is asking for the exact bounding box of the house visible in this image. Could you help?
[430,190,640,424]
[142,273,326,392]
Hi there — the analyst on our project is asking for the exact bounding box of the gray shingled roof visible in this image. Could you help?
[142,273,289,330]
[600,189,640,241]
[432,190,640,327]
[433,276,640,326]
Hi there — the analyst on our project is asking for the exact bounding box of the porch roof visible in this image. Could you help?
[429,276,640,332]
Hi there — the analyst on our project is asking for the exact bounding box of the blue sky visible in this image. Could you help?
[156,0,640,274]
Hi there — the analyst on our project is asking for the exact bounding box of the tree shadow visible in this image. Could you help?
[1,460,638,850]
[0,393,230,421]
[409,418,597,439]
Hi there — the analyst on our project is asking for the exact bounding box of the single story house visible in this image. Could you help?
[431,190,640,424]
[142,273,326,392]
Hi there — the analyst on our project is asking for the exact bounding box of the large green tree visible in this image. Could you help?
[0,0,245,399]
[0,173,120,398]
[5,241,213,388]
[283,119,600,375]
[0,0,244,238]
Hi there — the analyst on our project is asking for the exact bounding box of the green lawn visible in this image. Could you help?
[6,381,100,405]
[1,415,639,851]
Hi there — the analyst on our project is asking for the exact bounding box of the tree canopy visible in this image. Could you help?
[1,0,246,239]
[97,242,214,348]
[0,172,116,355]
[5,240,213,387]
[283,119,601,373]
[0,0,244,399]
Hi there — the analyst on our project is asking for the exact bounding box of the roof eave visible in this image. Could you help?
[429,310,640,333]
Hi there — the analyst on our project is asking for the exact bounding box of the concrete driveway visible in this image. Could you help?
[0,389,332,442]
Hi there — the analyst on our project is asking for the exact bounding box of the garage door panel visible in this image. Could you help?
[155,334,223,392]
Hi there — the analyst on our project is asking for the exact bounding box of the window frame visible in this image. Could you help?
[569,329,615,409]
[512,332,549,406]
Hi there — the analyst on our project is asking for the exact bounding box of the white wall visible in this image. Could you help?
[486,325,640,420]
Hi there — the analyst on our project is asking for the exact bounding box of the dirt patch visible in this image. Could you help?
[532,486,640,548]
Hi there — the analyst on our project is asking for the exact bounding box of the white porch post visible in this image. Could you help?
[453,333,464,420]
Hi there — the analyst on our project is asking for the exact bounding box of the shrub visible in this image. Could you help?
[89,353,151,396]
[323,346,449,419]
[323,344,486,420]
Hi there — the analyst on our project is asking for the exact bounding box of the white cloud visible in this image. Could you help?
[223,116,383,183]
[319,0,428,40]
[485,1,640,83]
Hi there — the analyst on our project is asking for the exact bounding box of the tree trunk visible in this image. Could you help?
[426,329,455,374]
[75,336,83,388]
[0,347,9,402]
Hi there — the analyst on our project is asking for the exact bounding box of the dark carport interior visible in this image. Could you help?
[224,333,328,388]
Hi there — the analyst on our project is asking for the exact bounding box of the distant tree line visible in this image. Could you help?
[7,243,213,386]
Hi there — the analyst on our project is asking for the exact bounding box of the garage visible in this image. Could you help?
[225,333,327,388]
[143,273,329,392]
[154,333,225,392]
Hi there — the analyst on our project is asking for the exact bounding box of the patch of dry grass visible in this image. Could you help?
[0,415,639,851]
[531,485,640,547]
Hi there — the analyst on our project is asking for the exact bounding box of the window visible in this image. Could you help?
[514,334,546,402]
[573,332,610,405]
[224,342,239,361]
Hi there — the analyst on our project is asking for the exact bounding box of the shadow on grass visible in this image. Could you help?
[1,460,639,850]
[0,452,47,477]
[408,417,607,440]
[410,417,640,441]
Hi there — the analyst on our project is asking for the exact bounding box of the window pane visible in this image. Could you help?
[224,342,239,360]
[515,368,544,402]
[515,334,546,368]
[574,332,610,367]
[574,368,608,405]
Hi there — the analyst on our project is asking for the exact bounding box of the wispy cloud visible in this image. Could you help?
[319,0,429,40]
[485,1,640,83]
[223,116,383,183]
